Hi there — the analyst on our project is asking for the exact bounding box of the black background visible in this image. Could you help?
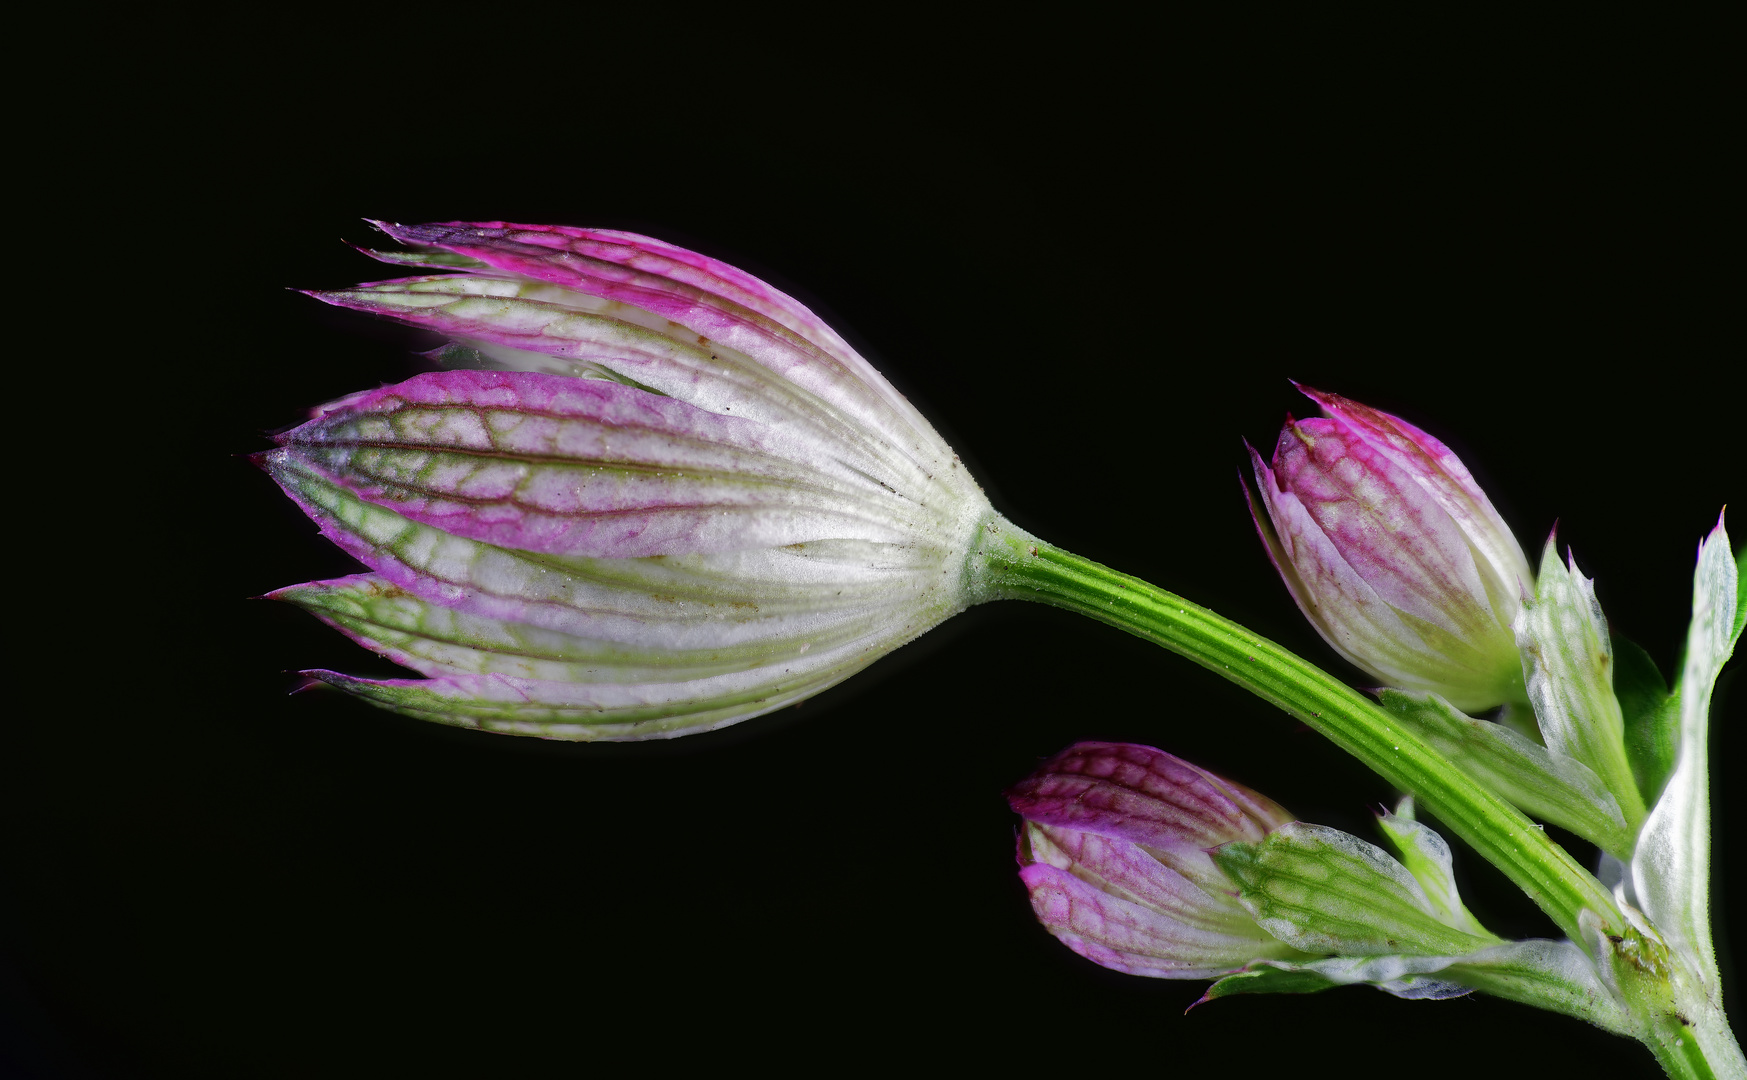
[10,14,1741,1078]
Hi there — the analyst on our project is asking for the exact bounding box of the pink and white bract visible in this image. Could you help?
[1245,386,1534,712]
[1007,742,1305,978]
[262,222,995,740]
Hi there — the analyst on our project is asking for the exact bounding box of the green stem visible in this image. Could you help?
[1645,1019,1721,1080]
[965,515,1619,943]
[1635,970,1746,1080]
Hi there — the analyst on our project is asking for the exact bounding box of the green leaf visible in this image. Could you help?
[1377,797,1494,939]
[1198,964,1343,1002]
[1614,636,1681,806]
[1632,514,1740,993]
[1442,940,1632,1034]
[1197,954,1470,1003]
[1513,537,1649,828]
[1377,689,1633,858]
[1201,940,1633,1031]
[1736,545,1747,648]
[1212,822,1497,958]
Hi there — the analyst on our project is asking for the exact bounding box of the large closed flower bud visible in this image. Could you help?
[1006,742,1306,978]
[262,222,996,740]
[1245,386,1533,712]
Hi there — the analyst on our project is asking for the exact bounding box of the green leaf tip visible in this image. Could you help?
[1213,822,1497,959]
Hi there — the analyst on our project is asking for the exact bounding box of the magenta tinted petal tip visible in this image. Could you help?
[1295,383,1381,424]
[289,673,332,695]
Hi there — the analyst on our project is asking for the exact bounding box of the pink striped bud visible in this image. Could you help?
[1007,742,1304,978]
[1246,386,1533,712]
[1008,745,1501,992]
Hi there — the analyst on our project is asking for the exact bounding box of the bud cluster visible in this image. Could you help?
[1007,386,1733,1047]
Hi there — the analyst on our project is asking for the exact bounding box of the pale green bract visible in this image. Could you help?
[1629,523,1741,1025]
[1378,688,1632,858]
[1514,537,1649,827]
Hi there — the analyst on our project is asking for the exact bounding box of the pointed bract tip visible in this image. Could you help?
[1565,545,1587,576]
[1699,506,1731,557]
[298,289,353,308]
[1292,382,1341,412]
[289,673,330,695]
[1185,992,1214,1014]
[1242,439,1279,492]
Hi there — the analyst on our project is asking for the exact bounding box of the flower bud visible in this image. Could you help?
[1008,745,1501,992]
[1006,742,1307,978]
[1245,385,1533,711]
[264,222,996,740]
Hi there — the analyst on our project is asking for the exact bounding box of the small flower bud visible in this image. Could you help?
[1009,744,1500,985]
[1006,742,1306,978]
[1245,385,1533,711]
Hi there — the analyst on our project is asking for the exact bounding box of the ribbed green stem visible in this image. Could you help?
[965,517,1619,942]
[1635,973,1746,1080]
[1646,1019,1722,1080]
